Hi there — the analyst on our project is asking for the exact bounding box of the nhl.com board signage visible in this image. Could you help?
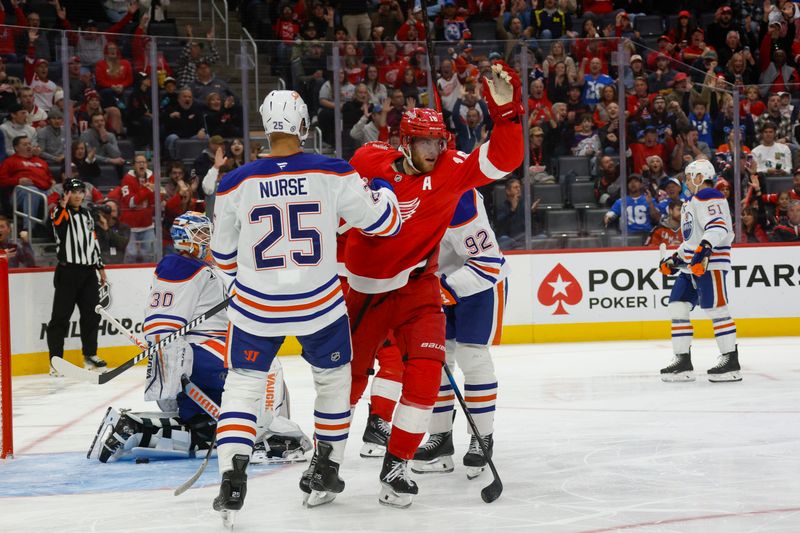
[7,243,800,374]
[502,243,800,343]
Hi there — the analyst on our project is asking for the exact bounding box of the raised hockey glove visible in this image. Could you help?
[689,240,713,276]
[439,275,459,306]
[658,252,683,276]
[482,60,523,121]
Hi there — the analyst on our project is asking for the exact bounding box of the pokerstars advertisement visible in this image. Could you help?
[504,245,800,325]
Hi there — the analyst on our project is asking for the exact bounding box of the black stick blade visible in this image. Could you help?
[481,479,503,503]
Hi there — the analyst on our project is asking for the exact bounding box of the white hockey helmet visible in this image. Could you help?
[259,90,310,142]
[684,158,717,186]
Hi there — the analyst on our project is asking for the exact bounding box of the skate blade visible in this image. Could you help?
[378,484,413,509]
[360,442,386,458]
[465,465,486,480]
[303,490,336,507]
[708,371,742,383]
[411,455,455,474]
[660,371,695,382]
[219,509,237,529]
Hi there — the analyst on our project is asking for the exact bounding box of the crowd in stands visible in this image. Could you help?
[1,0,800,270]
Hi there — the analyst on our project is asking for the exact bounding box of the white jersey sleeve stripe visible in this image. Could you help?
[477,141,507,181]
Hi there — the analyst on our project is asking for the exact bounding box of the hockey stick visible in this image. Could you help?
[443,364,503,503]
[174,434,216,496]
[53,296,232,384]
[96,305,148,350]
[174,376,221,496]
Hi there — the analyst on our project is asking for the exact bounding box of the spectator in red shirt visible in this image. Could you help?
[741,206,769,243]
[0,1,27,61]
[95,42,132,135]
[527,78,552,126]
[0,134,53,224]
[396,6,426,42]
[631,125,669,175]
[770,200,800,242]
[108,154,158,263]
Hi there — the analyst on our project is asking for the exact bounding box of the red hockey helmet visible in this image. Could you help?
[399,108,449,172]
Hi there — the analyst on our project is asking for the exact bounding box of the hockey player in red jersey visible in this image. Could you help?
[344,61,524,508]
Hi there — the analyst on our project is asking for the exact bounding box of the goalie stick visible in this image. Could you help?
[443,364,503,503]
[52,296,232,384]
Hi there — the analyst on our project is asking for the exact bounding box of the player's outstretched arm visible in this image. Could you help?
[450,61,525,191]
[210,182,240,278]
[338,170,402,237]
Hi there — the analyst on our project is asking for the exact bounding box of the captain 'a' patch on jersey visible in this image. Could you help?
[210,151,401,336]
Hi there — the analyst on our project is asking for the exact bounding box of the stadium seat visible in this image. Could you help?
[95,165,121,188]
[700,12,716,28]
[528,237,562,249]
[545,209,580,236]
[608,234,646,247]
[564,236,604,249]
[569,181,597,208]
[582,207,609,235]
[765,176,794,195]
[572,16,586,33]
[469,21,497,41]
[493,183,506,211]
[558,156,591,179]
[634,16,663,37]
[148,22,179,37]
[175,139,207,161]
[117,139,135,162]
[532,183,563,209]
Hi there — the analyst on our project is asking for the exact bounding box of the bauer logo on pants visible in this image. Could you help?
[537,263,583,315]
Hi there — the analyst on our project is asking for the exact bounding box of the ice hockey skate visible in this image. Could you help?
[378,451,418,508]
[302,441,344,507]
[95,408,141,463]
[360,412,391,458]
[251,434,311,464]
[463,433,493,480]
[707,348,742,382]
[84,354,107,369]
[411,431,454,474]
[660,353,695,382]
[213,454,249,529]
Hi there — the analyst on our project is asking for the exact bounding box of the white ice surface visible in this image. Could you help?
[2,337,800,533]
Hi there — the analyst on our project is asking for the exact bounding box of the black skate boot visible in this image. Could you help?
[660,352,695,382]
[252,434,311,464]
[463,433,493,480]
[303,441,344,507]
[411,431,454,474]
[707,347,742,382]
[84,354,108,369]
[213,454,249,528]
[98,410,142,463]
[360,411,391,458]
[379,452,418,508]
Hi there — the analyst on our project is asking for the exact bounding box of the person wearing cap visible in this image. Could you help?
[176,25,220,89]
[396,5,427,42]
[350,100,388,146]
[647,53,677,93]
[23,55,60,113]
[190,60,235,106]
[623,54,646,91]
[0,134,53,224]
[1,103,37,156]
[679,28,711,64]
[666,10,696,48]
[658,177,688,214]
[36,108,67,163]
[66,56,88,104]
[47,174,108,375]
[603,174,659,235]
[671,127,712,172]
[646,35,675,70]
[646,199,683,248]
[705,5,736,52]
[759,48,800,99]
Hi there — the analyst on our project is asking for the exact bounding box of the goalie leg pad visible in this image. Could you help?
[90,408,186,463]
[454,343,497,436]
[216,368,267,474]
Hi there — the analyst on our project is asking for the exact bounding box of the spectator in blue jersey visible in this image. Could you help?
[657,177,688,216]
[532,0,576,40]
[689,102,715,149]
[603,174,659,235]
[577,57,614,108]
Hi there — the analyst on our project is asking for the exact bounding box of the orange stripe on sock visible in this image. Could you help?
[465,393,497,402]
[491,280,505,345]
[315,422,350,431]
[437,394,455,402]
[671,325,693,331]
[217,424,256,436]
[714,270,726,306]
[713,322,735,330]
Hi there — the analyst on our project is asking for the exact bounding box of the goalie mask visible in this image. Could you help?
[259,90,310,142]
[684,158,717,193]
[171,211,212,259]
[399,108,449,174]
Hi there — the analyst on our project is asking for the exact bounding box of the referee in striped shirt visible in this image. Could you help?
[46,178,108,375]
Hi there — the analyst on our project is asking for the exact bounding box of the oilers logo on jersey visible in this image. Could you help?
[682,210,694,240]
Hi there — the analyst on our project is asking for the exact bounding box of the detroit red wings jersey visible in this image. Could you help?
[345,119,523,294]
[439,189,508,298]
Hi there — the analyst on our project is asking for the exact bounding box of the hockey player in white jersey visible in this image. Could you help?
[90,212,311,464]
[410,188,508,478]
[210,90,402,523]
[658,158,741,383]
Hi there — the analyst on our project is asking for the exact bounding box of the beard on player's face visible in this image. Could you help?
[409,139,441,173]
